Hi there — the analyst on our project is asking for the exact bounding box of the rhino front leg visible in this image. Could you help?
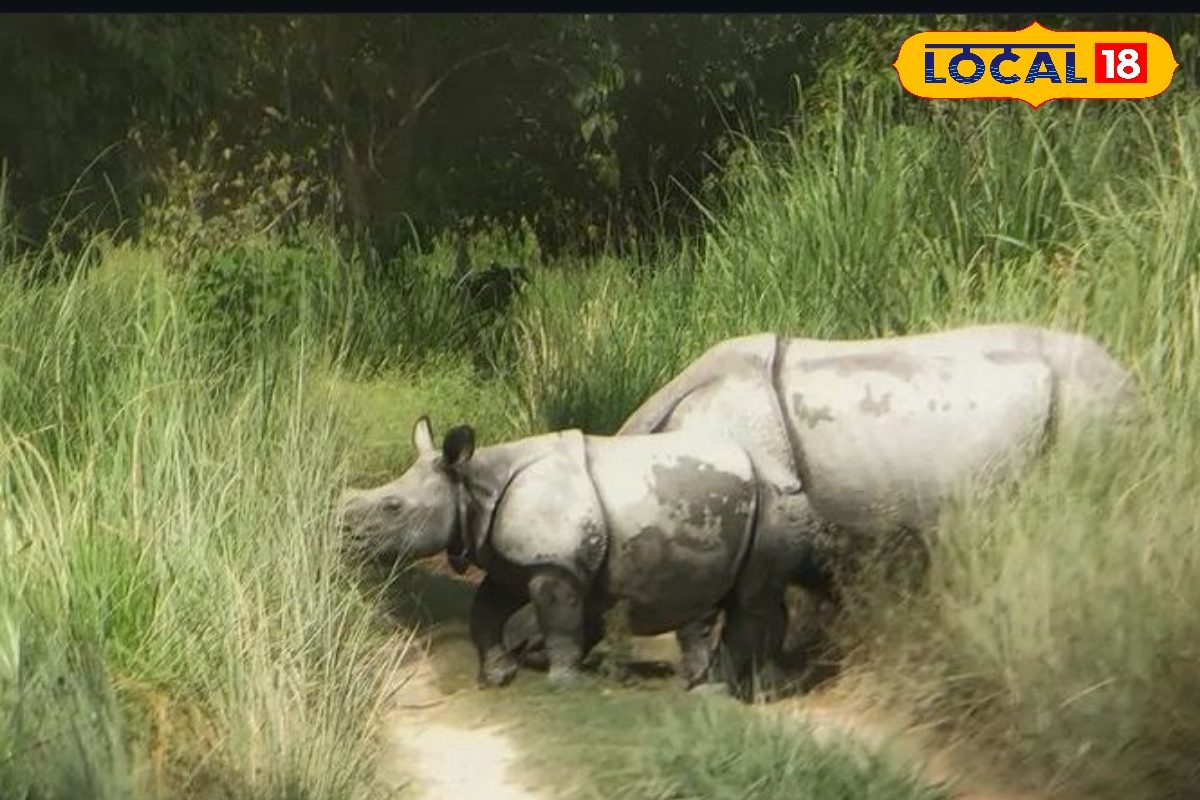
[528,567,585,686]
[505,603,607,672]
[676,609,720,688]
[470,576,529,688]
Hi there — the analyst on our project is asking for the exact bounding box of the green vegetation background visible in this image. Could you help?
[2,13,1199,800]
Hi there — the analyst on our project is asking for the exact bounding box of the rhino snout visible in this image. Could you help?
[338,489,414,566]
[337,490,362,530]
[337,489,380,551]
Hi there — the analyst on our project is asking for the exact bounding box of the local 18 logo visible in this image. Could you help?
[893,21,1179,108]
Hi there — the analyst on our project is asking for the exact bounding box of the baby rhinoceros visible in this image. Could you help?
[339,417,767,690]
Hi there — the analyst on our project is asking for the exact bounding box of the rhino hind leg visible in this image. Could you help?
[503,603,547,668]
[676,610,721,688]
[471,576,529,688]
[712,581,788,701]
[528,567,587,686]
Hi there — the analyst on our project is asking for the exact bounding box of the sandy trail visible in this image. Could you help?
[388,722,539,800]
[373,564,1045,800]
[376,655,546,800]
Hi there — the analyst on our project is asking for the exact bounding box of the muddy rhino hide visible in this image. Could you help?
[455,430,609,583]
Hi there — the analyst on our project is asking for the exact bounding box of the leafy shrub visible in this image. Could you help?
[185,234,344,354]
[138,123,332,270]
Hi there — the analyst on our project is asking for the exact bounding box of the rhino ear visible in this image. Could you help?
[412,416,435,455]
[441,425,475,469]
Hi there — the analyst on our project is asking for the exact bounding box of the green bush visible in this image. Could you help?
[185,234,345,356]
[336,220,543,372]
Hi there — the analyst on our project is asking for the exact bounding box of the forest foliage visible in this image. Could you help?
[3,13,1196,257]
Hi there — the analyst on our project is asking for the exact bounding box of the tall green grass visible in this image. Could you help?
[482,686,945,800]
[507,95,1197,411]
[501,91,1200,797]
[0,246,402,799]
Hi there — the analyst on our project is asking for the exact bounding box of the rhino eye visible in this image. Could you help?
[382,498,403,512]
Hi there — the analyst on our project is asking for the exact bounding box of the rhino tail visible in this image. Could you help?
[617,334,779,435]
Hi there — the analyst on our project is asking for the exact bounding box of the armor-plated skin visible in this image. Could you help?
[776,349,1053,536]
[340,419,761,689]
[586,436,757,631]
[617,324,1137,655]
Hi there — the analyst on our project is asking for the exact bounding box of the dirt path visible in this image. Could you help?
[376,654,546,800]
[373,564,1046,800]
[376,639,1051,800]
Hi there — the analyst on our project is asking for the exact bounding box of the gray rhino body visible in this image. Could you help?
[508,324,1135,683]
[620,323,1134,533]
[618,324,1136,612]
[340,419,768,689]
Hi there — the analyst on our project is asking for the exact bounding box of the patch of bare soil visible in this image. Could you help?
[376,652,546,800]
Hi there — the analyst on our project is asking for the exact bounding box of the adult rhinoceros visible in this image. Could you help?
[339,417,778,691]
[507,324,1136,682]
[617,323,1137,605]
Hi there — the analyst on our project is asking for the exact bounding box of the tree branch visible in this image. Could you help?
[375,43,512,157]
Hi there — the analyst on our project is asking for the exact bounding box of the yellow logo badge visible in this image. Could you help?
[893,21,1179,108]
